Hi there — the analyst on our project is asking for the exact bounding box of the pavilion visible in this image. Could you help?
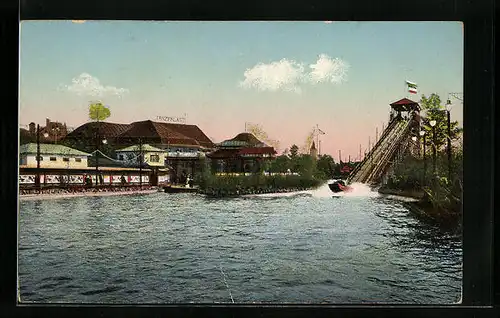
[206,132,276,173]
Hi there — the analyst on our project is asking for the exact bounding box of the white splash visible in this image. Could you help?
[311,180,337,198]
[335,182,380,198]
[311,181,380,198]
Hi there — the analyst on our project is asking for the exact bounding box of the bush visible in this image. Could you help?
[198,173,322,194]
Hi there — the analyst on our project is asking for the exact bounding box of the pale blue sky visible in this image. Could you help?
[19,21,463,160]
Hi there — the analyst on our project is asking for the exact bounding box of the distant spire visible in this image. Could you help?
[310,141,316,150]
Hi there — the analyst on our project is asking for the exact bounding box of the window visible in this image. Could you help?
[63,157,69,162]
[150,154,160,162]
[119,154,124,160]
[75,158,82,162]
[50,157,57,161]
[35,155,43,161]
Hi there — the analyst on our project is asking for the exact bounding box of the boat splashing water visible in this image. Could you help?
[241,180,379,199]
[310,179,380,198]
[332,182,380,198]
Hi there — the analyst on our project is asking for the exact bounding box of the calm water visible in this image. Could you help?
[18,183,462,304]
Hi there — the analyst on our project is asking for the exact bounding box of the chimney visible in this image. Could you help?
[46,118,50,129]
[29,122,35,136]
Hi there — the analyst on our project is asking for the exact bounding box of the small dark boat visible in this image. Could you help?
[163,185,198,193]
[328,180,353,193]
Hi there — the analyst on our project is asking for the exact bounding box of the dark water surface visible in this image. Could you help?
[18,184,462,304]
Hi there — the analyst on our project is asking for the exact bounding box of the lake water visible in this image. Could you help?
[18,182,462,304]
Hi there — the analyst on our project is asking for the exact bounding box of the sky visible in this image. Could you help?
[19,21,463,161]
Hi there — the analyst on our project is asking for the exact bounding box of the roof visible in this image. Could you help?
[218,132,267,148]
[63,120,214,149]
[117,120,214,148]
[65,121,132,139]
[116,144,165,152]
[390,98,421,111]
[161,122,214,148]
[19,143,91,156]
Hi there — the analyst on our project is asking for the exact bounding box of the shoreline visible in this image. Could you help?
[19,189,159,201]
[377,186,461,232]
[376,187,425,200]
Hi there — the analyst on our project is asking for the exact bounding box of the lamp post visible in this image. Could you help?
[445,99,453,182]
[429,120,437,181]
[94,124,107,187]
[36,124,41,191]
[411,135,417,157]
[419,130,426,186]
[35,125,49,193]
[139,138,143,188]
[100,138,107,185]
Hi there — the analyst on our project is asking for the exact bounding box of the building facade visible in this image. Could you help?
[63,119,215,184]
[19,143,91,169]
[207,132,276,173]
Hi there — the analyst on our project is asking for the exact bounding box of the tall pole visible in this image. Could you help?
[447,110,452,182]
[423,134,427,186]
[359,144,362,162]
[95,124,99,187]
[338,150,341,164]
[36,124,41,192]
[139,138,143,188]
[432,125,437,180]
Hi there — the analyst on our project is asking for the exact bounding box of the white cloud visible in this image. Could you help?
[239,58,305,93]
[60,73,129,98]
[240,55,349,93]
[308,54,349,84]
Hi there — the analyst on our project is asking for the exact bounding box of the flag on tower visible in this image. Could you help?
[317,128,325,135]
[406,80,418,94]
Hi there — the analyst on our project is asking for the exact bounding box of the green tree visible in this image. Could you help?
[289,144,299,158]
[89,101,111,121]
[269,155,291,173]
[419,93,462,153]
[295,154,315,178]
[314,154,336,180]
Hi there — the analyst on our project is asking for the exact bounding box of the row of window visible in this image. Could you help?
[35,156,82,162]
[117,154,160,162]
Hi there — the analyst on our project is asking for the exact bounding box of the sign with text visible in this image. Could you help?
[156,115,186,124]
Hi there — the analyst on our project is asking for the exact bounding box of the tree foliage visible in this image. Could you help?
[89,101,111,121]
[314,154,336,179]
[289,144,299,158]
[419,93,462,152]
[245,122,280,151]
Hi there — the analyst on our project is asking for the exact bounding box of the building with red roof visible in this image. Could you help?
[207,132,277,173]
[64,119,215,183]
